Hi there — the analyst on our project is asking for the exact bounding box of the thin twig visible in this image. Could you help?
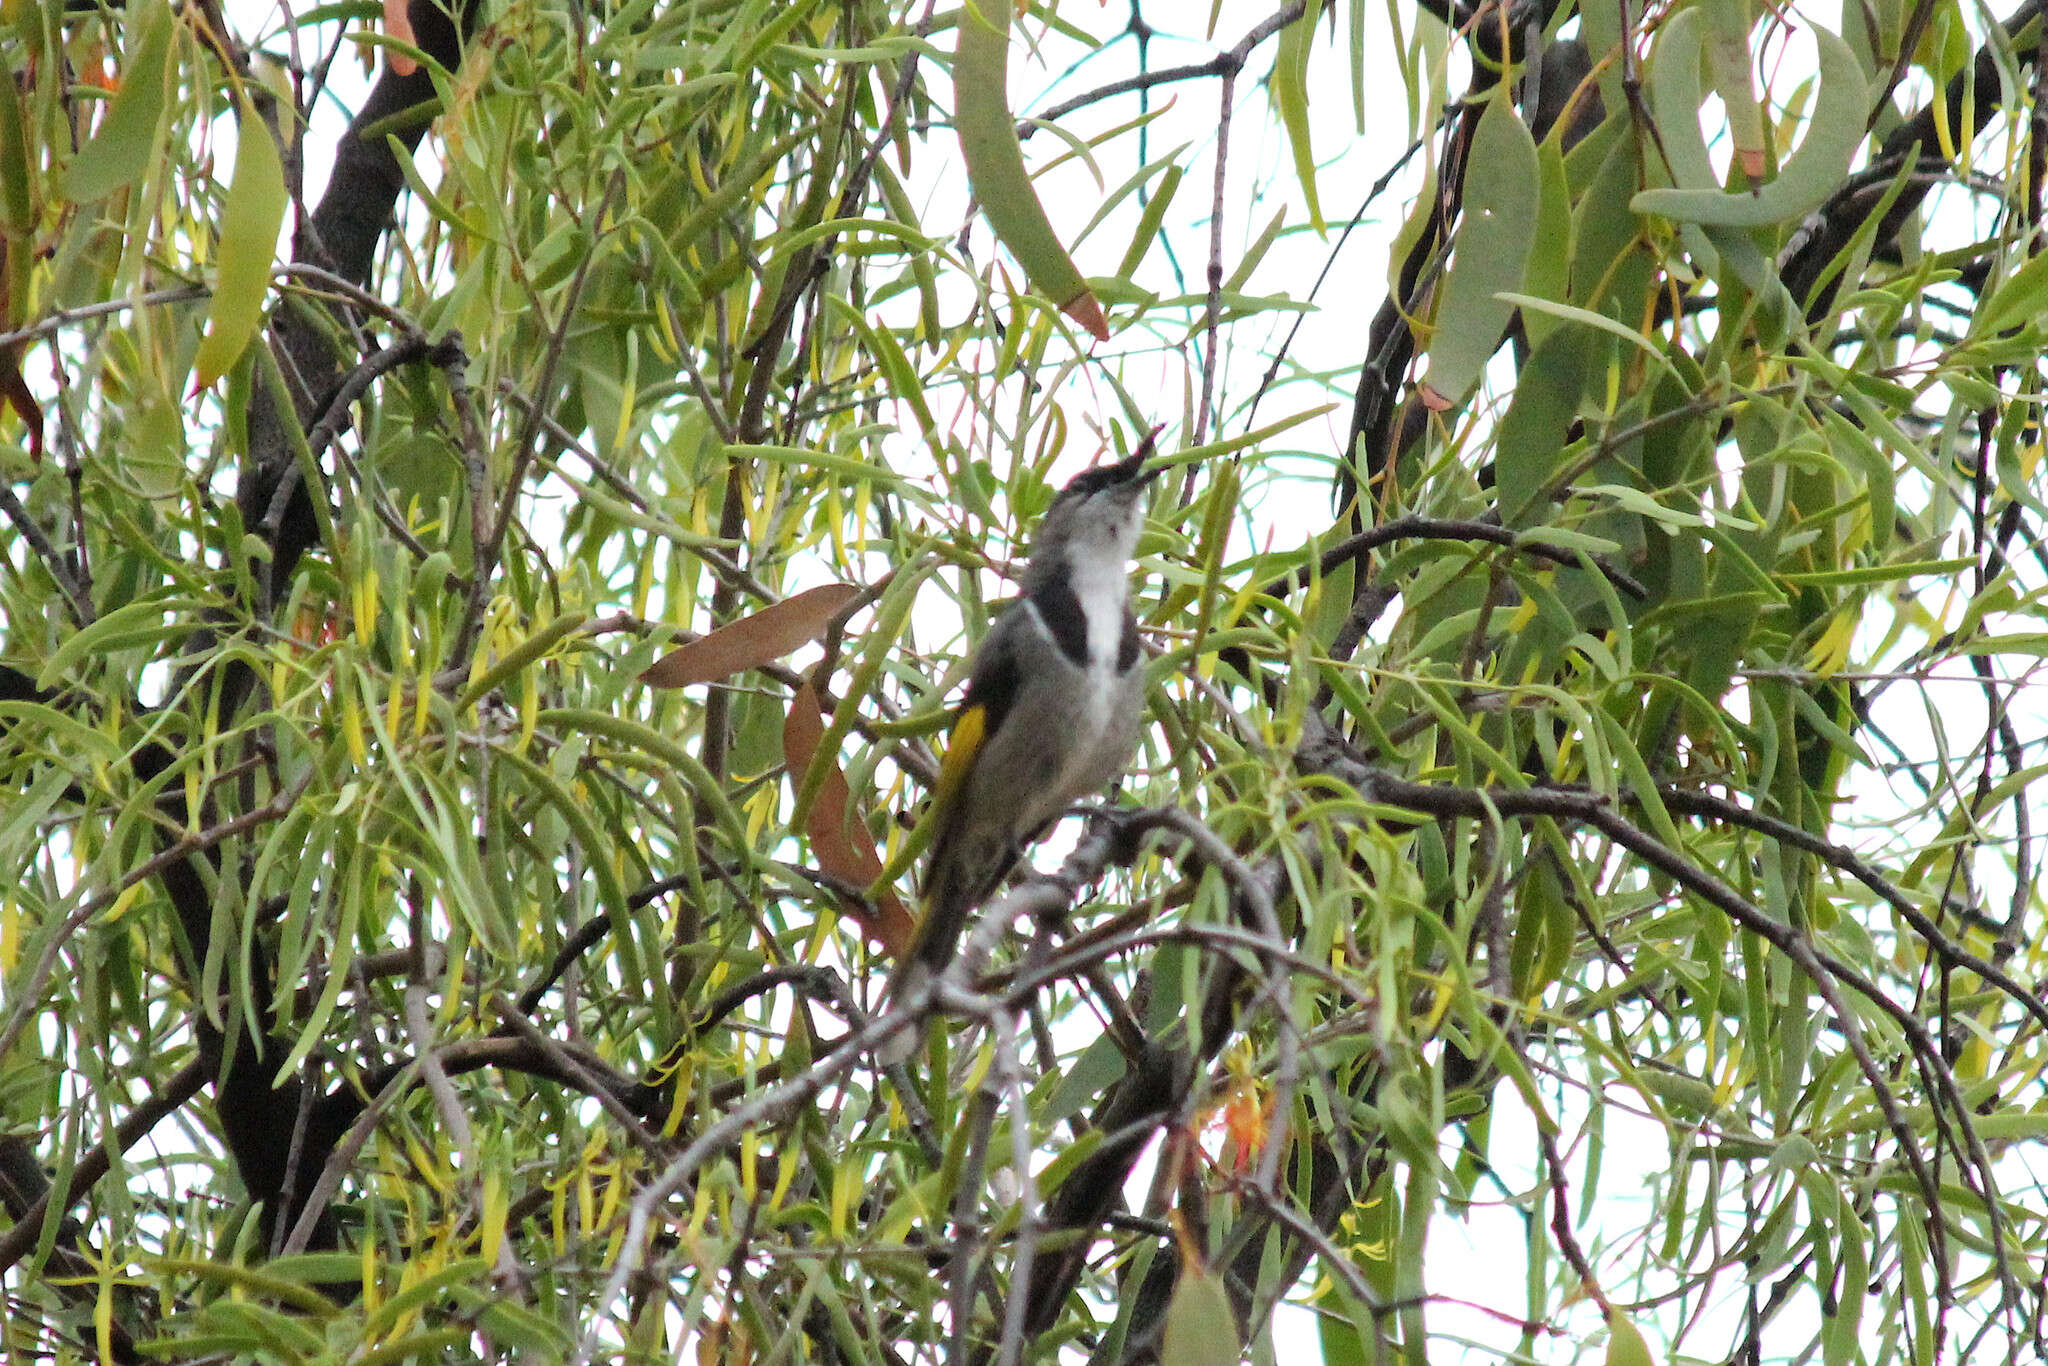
[403,982,475,1158]
[0,286,210,351]
[489,994,666,1154]
[1194,67,1235,447]
[1262,513,1649,600]
[436,332,498,671]
[0,768,312,1071]
[990,1013,1041,1366]
[1538,1125,1610,1312]
[281,1054,417,1256]
[260,333,434,541]
[0,481,94,625]
[0,1060,208,1274]
[1022,4,1309,132]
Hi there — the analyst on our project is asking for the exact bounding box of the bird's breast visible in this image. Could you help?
[1064,554,1131,669]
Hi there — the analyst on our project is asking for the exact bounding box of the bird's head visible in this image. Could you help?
[1030,430,1161,571]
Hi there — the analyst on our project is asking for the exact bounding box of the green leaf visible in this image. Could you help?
[1272,0,1326,233]
[64,0,175,204]
[1165,403,1337,465]
[1494,326,1590,526]
[1497,293,1669,364]
[953,0,1107,338]
[0,765,74,854]
[1510,851,1575,1000]
[359,1258,492,1341]
[193,93,290,389]
[1632,14,1869,226]
[1972,248,2048,337]
[1578,0,1638,118]
[1222,208,1287,292]
[189,1300,327,1354]
[457,610,591,708]
[1116,162,1184,278]
[352,1327,474,1366]
[1824,1213,1867,1366]
[1606,1307,1655,1366]
[1776,557,1975,587]
[387,134,496,242]
[139,1256,342,1314]
[1162,1260,1241,1366]
[0,702,123,764]
[1419,87,1540,407]
[1701,0,1765,178]
[478,1300,573,1354]
[261,1251,363,1290]
[1520,141,1573,347]
[1568,123,1649,317]
[0,73,37,236]
[36,593,203,689]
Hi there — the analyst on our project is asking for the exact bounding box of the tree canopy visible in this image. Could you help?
[2,0,2047,1362]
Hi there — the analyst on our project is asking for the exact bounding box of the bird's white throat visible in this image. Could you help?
[1066,549,1131,670]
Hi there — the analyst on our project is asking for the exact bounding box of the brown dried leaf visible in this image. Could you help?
[641,584,861,689]
[782,681,914,953]
[1059,289,1110,342]
[0,348,44,459]
[384,0,419,75]
[0,242,40,459]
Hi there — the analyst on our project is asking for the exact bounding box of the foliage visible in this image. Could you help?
[1,0,2046,1363]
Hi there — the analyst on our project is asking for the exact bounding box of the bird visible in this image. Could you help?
[878,435,1159,1064]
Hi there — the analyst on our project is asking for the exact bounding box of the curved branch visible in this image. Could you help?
[1658,786,2048,1041]
[1265,513,1650,600]
[0,1059,208,1276]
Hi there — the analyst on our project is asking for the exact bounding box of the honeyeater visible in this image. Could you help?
[879,440,1158,1062]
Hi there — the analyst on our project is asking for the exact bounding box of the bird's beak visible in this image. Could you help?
[1134,423,1165,484]
[1097,450,1153,487]
[1060,426,1166,496]
[1125,424,1167,486]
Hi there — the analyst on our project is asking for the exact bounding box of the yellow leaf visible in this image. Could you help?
[1805,611,1855,676]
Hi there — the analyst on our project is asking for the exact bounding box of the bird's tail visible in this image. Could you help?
[875,838,1009,1065]
[874,957,933,1066]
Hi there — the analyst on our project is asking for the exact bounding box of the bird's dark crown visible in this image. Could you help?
[1056,428,1162,500]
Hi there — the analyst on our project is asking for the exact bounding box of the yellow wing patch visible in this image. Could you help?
[899,704,989,962]
[936,703,987,814]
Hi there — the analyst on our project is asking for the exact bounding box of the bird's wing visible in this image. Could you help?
[933,605,1025,815]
